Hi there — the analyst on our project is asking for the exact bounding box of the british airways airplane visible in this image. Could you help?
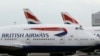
[61,12,100,51]
[0,24,99,56]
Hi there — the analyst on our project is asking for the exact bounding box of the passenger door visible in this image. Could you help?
[59,37,65,44]
[26,38,31,44]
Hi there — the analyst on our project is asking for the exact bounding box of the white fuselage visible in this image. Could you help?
[0,24,98,46]
[84,27,100,38]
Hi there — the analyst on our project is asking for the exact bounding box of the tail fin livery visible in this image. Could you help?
[61,12,79,24]
[23,8,41,24]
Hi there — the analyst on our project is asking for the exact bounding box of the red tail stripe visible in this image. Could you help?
[73,19,79,24]
[24,12,39,21]
[62,13,79,24]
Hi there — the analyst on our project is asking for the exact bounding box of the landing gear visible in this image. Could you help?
[8,53,28,56]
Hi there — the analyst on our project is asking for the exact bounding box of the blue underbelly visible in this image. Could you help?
[22,46,94,52]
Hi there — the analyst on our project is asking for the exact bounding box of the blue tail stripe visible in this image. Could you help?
[55,32,67,37]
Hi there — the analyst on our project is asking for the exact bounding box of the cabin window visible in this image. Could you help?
[33,38,55,40]
[27,39,29,40]
[91,39,94,40]
[74,39,78,40]
[75,27,78,30]
[75,27,84,30]
[80,38,88,40]
[68,39,72,40]
[60,39,63,40]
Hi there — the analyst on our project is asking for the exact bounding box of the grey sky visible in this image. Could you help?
[0,0,100,26]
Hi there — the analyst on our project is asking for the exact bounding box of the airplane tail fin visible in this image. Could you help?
[61,12,79,24]
[23,8,41,24]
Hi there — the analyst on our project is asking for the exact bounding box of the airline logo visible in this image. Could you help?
[24,9,41,24]
[61,12,79,24]
[2,27,67,38]
[31,27,68,37]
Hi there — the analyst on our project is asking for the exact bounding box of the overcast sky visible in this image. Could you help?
[0,0,100,26]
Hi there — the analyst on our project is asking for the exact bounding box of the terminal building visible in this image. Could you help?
[92,12,100,26]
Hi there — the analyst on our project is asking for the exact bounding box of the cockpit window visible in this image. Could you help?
[79,27,84,30]
[75,27,78,30]
[75,27,84,30]
[65,22,71,24]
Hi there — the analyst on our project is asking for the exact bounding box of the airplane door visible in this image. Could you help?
[59,37,65,44]
[26,38,31,44]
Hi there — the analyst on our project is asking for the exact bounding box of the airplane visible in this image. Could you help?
[0,23,99,56]
[61,12,100,51]
[23,8,41,24]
